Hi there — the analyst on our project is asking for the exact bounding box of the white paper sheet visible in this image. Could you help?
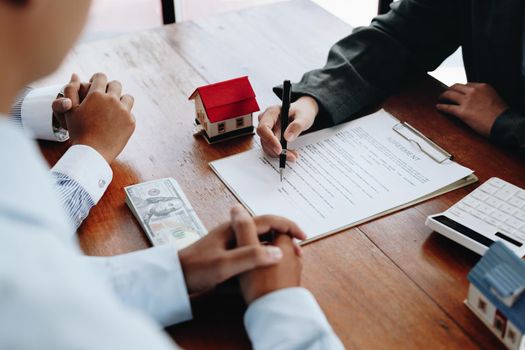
[210,110,474,241]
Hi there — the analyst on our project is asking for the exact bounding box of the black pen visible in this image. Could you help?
[279,80,292,182]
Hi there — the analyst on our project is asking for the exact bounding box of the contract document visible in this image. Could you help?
[210,110,477,243]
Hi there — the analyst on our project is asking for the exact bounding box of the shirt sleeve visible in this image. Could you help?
[274,0,464,126]
[20,85,69,141]
[51,171,96,230]
[490,109,525,157]
[8,87,32,129]
[244,287,344,350]
[51,144,113,206]
[86,244,193,327]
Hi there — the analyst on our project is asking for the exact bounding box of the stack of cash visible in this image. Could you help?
[125,178,207,249]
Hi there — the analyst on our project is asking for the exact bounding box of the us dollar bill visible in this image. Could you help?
[125,178,207,249]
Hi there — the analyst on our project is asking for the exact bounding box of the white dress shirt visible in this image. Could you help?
[10,86,112,228]
[0,115,343,349]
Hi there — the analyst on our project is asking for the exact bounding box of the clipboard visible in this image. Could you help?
[392,122,453,164]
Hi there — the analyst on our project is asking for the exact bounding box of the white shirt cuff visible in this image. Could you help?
[245,287,344,350]
[21,85,69,141]
[87,244,193,327]
[51,145,113,204]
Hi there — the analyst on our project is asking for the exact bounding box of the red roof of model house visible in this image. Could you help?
[189,76,260,123]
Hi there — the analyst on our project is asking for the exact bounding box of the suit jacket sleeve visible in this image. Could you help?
[491,109,525,157]
[275,0,463,126]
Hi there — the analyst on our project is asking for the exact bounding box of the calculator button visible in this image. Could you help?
[508,196,525,209]
[495,188,518,201]
[514,210,525,222]
[483,217,499,226]
[485,196,503,208]
[471,191,489,201]
[463,197,480,208]
[477,203,494,215]
[491,210,509,222]
[500,203,517,215]
[517,190,525,201]
[489,178,506,188]
[470,209,485,220]
[506,217,524,230]
[480,185,498,195]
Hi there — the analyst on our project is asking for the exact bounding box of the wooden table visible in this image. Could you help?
[38,1,525,348]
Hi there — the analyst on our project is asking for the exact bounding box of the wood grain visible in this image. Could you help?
[36,0,523,348]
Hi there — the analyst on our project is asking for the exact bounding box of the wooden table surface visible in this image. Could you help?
[37,0,525,349]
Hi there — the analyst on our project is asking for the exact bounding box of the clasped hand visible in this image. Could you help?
[51,73,136,163]
[179,205,305,304]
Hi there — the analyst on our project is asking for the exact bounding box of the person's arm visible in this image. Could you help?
[245,288,344,350]
[86,244,193,327]
[231,207,344,350]
[279,0,464,125]
[51,73,135,229]
[0,117,179,350]
[259,0,465,160]
[85,213,307,327]
[491,109,525,156]
[7,83,106,230]
[9,85,69,141]
[51,145,113,229]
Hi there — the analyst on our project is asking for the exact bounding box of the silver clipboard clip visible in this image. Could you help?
[392,122,454,164]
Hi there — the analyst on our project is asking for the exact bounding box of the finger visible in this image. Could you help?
[231,205,259,246]
[253,215,306,240]
[436,103,463,117]
[449,83,473,94]
[293,241,303,257]
[52,97,73,114]
[222,244,283,279]
[79,83,91,101]
[106,80,122,97]
[283,106,314,142]
[261,139,280,158]
[287,149,299,162]
[438,90,465,104]
[120,94,135,111]
[257,108,282,155]
[64,73,81,106]
[88,72,108,95]
[271,122,281,146]
[465,82,483,88]
[273,233,298,257]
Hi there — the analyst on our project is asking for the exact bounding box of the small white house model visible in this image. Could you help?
[189,76,260,144]
[466,241,525,350]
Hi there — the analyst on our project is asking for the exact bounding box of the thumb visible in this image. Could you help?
[52,98,73,114]
[223,245,283,277]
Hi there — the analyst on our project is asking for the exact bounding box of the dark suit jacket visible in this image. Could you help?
[275,0,525,156]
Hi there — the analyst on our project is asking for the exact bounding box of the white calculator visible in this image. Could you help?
[426,177,525,257]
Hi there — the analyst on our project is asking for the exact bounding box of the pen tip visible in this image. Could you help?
[280,169,283,182]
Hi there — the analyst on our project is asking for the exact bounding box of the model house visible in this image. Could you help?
[466,241,525,350]
[189,76,260,144]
